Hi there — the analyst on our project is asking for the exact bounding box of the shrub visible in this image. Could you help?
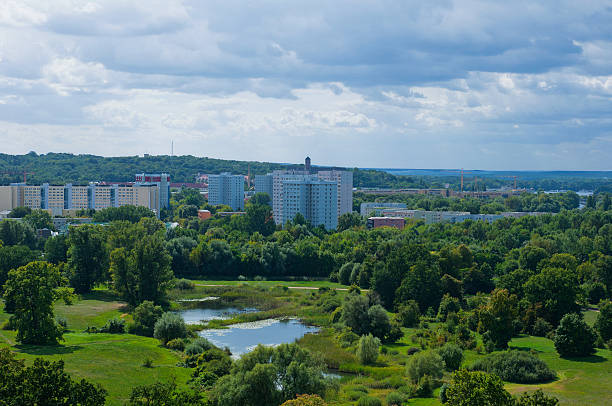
[357,334,381,365]
[185,343,205,356]
[280,394,327,406]
[595,301,612,341]
[142,357,153,368]
[553,313,596,357]
[398,300,421,327]
[414,375,434,397]
[532,318,553,337]
[406,351,444,384]
[175,278,195,290]
[132,301,164,337]
[153,312,188,345]
[237,275,247,281]
[56,316,68,331]
[438,343,463,371]
[338,262,354,285]
[385,391,406,406]
[166,338,185,351]
[100,318,125,334]
[515,389,559,406]
[439,383,448,403]
[356,396,382,406]
[470,350,556,383]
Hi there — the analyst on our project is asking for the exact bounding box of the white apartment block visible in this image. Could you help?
[317,170,353,216]
[208,173,245,210]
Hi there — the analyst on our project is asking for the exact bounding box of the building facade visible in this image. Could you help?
[282,179,338,229]
[208,173,245,210]
[0,183,161,216]
[317,170,353,217]
[134,173,170,209]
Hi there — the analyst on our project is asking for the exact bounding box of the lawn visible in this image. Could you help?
[0,294,191,406]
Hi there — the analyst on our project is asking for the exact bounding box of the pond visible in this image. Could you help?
[178,307,257,325]
[198,318,319,358]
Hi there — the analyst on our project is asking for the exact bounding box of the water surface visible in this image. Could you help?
[199,318,319,357]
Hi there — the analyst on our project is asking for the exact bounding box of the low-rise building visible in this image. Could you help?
[367,216,406,230]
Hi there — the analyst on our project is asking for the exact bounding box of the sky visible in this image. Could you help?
[0,1,611,170]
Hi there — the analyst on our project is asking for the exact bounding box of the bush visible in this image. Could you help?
[515,389,559,406]
[338,262,354,285]
[368,305,392,340]
[554,313,596,357]
[386,391,406,405]
[438,343,463,371]
[100,318,125,334]
[132,301,164,337]
[56,316,68,331]
[185,337,213,355]
[356,396,382,406]
[175,278,195,290]
[142,357,153,368]
[470,350,556,383]
[406,351,445,384]
[398,300,420,327]
[532,318,553,337]
[166,338,185,351]
[439,383,448,403]
[357,334,381,365]
[153,312,188,345]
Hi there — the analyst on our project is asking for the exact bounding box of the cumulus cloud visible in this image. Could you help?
[0,0,610,169]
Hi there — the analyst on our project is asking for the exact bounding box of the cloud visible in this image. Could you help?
[0,1,610,169]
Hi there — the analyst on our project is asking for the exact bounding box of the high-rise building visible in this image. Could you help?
[282,179,338,229]
[254,174,274,204]
[208,173,245,210]
[134,173,170,209]
[318,170,353,217]
[42,184,66,216]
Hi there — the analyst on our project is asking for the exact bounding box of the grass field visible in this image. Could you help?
[0,294,190,406]
[190,278,347,289]
[1,284,611,405]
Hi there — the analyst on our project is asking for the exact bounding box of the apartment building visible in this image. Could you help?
[282,179,338,229]
[360,202,407,217]
[208,173,245,210]
[134,173,170,209]
[0,182,161,216]
[318,170,353,216]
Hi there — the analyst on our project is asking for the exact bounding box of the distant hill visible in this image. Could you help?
[0,153,610,192]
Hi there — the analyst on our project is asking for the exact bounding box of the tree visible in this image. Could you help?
[595,301,612,341]
[8,206,32,218]
[438,343,463,371]
[244,196,275,236]
[477,289,518,349]
[2,261,63,344]
[67,225,108,294]
[110,235,174,306]
[131,300,164,337]
[395,261,442,313]
[397,300,420,327]
[524,267,579,325]
[23,209,54,230]
[128,381,202,406]
[209,344,327,406]
[44,235,69,264]
[0,348,107,405]
[341,294,371,336]
[337,212,364,231]
[356,334,380,365]
[406,350,445,384]
[553,313,596,357]
[0,244,36,289]
[0,220,36,248]
[444,370,513,406]
[368,304,392,340]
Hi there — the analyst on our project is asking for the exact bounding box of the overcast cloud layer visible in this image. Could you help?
[0,0,611,170]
